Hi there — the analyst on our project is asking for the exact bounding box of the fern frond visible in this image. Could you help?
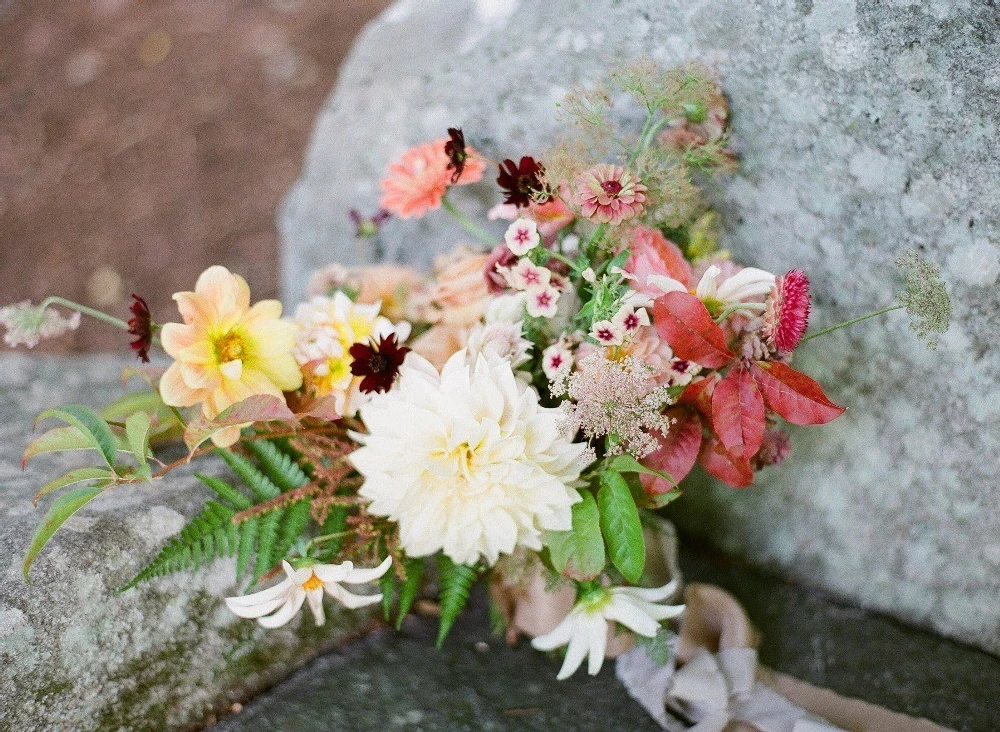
[119,500,235,591]
[236,516,259,580]
[396,556,424,631]
[218,449,281,500]
[436,557,477,647]
[253,508,285,580]
[244,440,309,490]
[273,500,312,565]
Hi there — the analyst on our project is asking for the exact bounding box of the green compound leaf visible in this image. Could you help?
[598,471,645,583]
[24,485,105,580]
[546,490,605,582]
[436,557,477,648]
[34,405,119,468]
[396,556,424,631]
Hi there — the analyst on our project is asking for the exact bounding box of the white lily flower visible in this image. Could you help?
[225,556,392,628]
[532,580,684,680]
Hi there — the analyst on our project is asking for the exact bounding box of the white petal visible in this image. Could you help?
[619,579,678,603]
[342,555,393,584]
[716,267,775,303]
[257,591,306,628]
[225,592,290,619]
[224,578,293,613]
[695,266,721,299]
[325,582,383,609]
[586,614,609,676]
[646,274,687,296]
[306,587,326,626]
[313,561,353,584]
[531,614,576,652]
[604,596,660,638]
[557,621,591,680]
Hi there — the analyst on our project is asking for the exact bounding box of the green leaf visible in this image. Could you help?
[218,449,281,501]
[24,485,105,580]
[33,467,115,505]
[244,440,309,491]
[436,557,477,648]
[273,501,312,564]
[196,474,252,510]
[379,570,396,622]
[236,517,259,581]
[546,491,605,582]
[607,454,677,489]
[125,412,152,473]
[22,426,130,468]
[253,508,285,580]
[598,472,645,583]
[396,557,424,630]
[34,405,118,469]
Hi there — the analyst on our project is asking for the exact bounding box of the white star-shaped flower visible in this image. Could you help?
[532,580,684,680]
[225,556,392,628]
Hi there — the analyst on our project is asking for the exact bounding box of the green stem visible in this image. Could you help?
[304,530,353,553]
[800,305,904,343]
[40,296,129,331]
[546,250,578,270]
[441,195,495,245]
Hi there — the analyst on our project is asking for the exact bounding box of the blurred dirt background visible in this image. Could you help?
[0,0,390,354]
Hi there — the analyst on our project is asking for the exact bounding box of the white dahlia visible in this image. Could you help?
[350,350,588,566]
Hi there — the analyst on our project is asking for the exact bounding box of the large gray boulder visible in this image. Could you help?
[0,355,370,730]
[280,0,1000,656]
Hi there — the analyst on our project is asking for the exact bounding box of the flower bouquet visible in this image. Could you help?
[8,62,949,693]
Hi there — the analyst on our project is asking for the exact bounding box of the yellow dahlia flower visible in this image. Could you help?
[159,266,302,445]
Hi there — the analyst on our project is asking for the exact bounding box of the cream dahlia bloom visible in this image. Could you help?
[350,350,588,566]
[225,557,392,628]
[160,266,302,446]
[532,580,684,680]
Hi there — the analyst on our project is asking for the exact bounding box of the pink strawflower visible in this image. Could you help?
[573,164,647,225]
[379,138,486,218]
[763,269,811,352]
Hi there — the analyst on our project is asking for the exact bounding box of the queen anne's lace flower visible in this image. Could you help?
[0,301,81,348]
[226,557,391,628]
[532,580,684,680]
[350,350,588,566]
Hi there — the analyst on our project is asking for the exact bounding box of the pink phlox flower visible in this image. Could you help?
[504,218,540,256]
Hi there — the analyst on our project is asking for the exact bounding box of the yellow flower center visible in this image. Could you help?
[301,572,324,592]
[215,331,246,363]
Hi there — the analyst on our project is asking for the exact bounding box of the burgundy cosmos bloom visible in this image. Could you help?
[127,294,153,363]
[764,269,811,352]
[444,127,468,183]
[349,334,410,394]
[496,156,551,208]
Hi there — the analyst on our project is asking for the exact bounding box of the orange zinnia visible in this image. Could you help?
[379,138,485,218]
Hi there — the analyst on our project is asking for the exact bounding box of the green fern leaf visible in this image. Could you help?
[218,449,281,500]
[119,500,235,591]
[272,500,312,564]
[396,557,424,631]
[236,516,259,580]
[253,508,285,580]
[436,557,477,647]
[195,473,252,510]
[315,506,349,561]
[244,440,309,490]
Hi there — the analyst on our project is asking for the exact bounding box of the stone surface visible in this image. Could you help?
[0,354,371,731]
[279,0,1000,655]
[215,547,1000,732]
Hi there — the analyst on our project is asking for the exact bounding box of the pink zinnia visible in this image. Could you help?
[379,138,486,219]
[763,269,811,352]
[572,164,647,225]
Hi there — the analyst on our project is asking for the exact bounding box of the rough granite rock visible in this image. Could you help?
[280,0,1000,656]
[0,355,372,731]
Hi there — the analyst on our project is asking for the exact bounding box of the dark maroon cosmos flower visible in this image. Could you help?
[349,334,411,394]
[444,127,468,183]
[127,293,153,363]
[349,208,391,238]
[496,156,551,208]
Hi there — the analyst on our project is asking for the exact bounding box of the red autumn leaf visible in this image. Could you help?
[698,433,754,488]
[652,291,735,369]
[712,364,765,459]
[641,408,703,495]
[750,361,846,426]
